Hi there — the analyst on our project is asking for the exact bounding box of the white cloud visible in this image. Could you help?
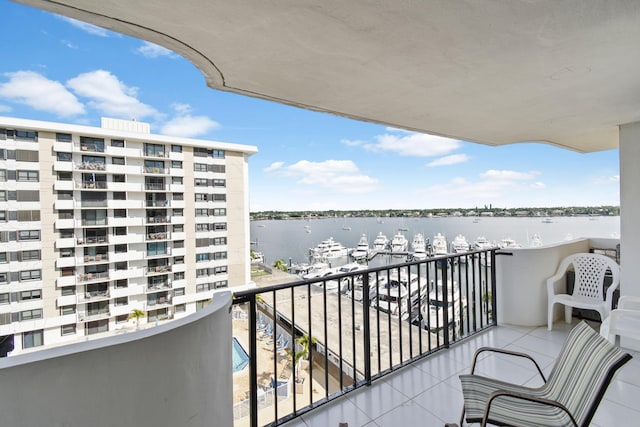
[273,160,378,193]
[58,16,111,37]
[480,170,540,181]
[161,115,220,137]
[425,169,543,201]
[67,70,158,119]
[0,104,12,113]
[340,139,365,147]
[0,71,85,117]
[361,130,462,157]
[137,41,178,59]
[427,154,470,167]
[264,162,284,173]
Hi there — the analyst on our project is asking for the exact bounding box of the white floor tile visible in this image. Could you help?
[373,399,443,426]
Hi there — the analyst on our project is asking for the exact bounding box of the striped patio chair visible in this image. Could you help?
[452,321,631,427]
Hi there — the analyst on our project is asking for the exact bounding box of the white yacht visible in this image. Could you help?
[529,233,543,247]
[391,232,408,254]
[450,234,470,254]
[372,232,389,251]
[499,237,522,249]
[350,234,370,260]
[309,237,349,262]
[421,280,466,335]
[313,263,366,292]
[411,233,428,260]
[432,233,448,256]
[473,236,495,250]
[372,271,428,320]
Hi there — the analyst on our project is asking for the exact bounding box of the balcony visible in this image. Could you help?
[145,183,166,191]
[81,254,109,264]
[77,290,110,303]
[143,166,169,174]
[77,271,110,283]
[146,265,172,275]
[146,231,169,241]
[75,162,106,171]
[146,216,169,224]
[77,236,108,245]
[77,309,110,322]
[77,181,108,190]
[146,199,169,208]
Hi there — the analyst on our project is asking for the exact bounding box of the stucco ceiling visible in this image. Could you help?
[16,0,640,152]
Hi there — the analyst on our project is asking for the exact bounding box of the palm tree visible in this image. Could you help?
[272,258,288,272]
[296,333,317,361]
[127,308,145,329]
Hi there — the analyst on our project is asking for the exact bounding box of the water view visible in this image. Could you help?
[251,215,620,266]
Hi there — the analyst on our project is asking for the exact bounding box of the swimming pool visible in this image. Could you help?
[232,337,250,373]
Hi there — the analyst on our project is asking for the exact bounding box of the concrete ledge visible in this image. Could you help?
[0,292,233,427]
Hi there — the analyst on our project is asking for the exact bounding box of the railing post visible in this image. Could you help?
[362,272,372,385]
[248,295,258,427]
[491,249,498,326]
[442,259,450,348]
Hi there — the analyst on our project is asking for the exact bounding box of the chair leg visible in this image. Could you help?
[458,406,465,426]
[564,305,573,324]
[548,303,554,331]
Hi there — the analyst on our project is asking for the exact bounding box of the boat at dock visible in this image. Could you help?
[372,232,389,251]
[309,237,349,262]
[372,271,428,320]
[421,280,466,335]
[451,234,470,254]
[350,234,370,260]
[391,232,408,255]
[411,233,428,260]
[432,232,448,256]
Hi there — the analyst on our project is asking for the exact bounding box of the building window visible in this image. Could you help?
[0,293,9,304]
[214,251,228,260]
[194,163,207,172]
[173,224,184,233]
[174,272,185,281]
[213,194,226,202]
[17,170,39,182]
[171,144,182,153]
[174,256,184,264]
[0,252,6,263]
[56,133,72,142]
[116,314,128,324]
[214,223,227,231]
[56,152,72,162]
[21,309,43,321]
[171,161,182,169]
[113,192,126,200]
[172,176,183,185]
[196,253,210,262]
[23,330,43,349]
[211,164,225,173]
[196,268,208,278]
[17,190,40,202]
[15,130,38,141]
[214,280,228,289]
[80,136,105,152]
[115,297,128,306]
[20,269,41,281]
[195,208,208,217]
[61,324,76,335]
[61,286,75,296]
[57,171,73,181]
[18,230,40,241]
[58,210,73,219]
[57,191,73,200]
[114,244,127,254]
[214,266,228,274]
[213,208,227,216]
[0,191,5,202]
[115,261,128,271]
[112,157,125,165]
[114,279,128,288]
[173,192,183,201]
[195,193,207,202]
[173,208,183,217]
[86,319,109,335]
[111,139,125,147]
[174,240,184,249]
[196,299,211,311]
[112,174,126,183]
[20,290,41,301]
[175,304,186,313]
[60,305,76,315]
[213,150,225,158]
[20,250,41,261]
[195,178,208,187]
[213,179,226,187]
[113,226,127,236]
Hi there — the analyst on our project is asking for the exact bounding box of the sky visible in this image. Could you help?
[0,1,621,212]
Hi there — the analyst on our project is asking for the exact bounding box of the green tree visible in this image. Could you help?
[296,333,317,360]
[272,258,288,272]
[127,308,146,329]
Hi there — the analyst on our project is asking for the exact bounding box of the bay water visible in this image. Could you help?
[250,215,620,266]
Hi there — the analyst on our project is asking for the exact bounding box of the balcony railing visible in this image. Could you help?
[146,200,169,208]
[76,162,106,171]
[146,216,169,224]
[146,265,172,274]
[145,183,166,191]
[143,166,169,174]
[77,271,110,282]
[78,309,110,322]
[82,254,109,263]
[81,200,108,208]
[77,236,108,245]
[232,249,497,427]
[146,232,169,241]
[77,181,108,189]
[77,290,110,303]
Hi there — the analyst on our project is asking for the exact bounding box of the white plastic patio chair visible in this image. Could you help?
[547,253,620,331]
[600,295,640,344]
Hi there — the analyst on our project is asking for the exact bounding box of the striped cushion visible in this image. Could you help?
[460,322,631,427]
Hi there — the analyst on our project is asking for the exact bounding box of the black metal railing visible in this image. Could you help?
[232,248,497,427]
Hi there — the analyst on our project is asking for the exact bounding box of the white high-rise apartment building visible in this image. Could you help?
[0,116,257,356]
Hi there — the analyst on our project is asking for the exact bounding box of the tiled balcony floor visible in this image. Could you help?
[281,320,640,426]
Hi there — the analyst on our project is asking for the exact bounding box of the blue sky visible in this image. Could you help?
[0,1,620,211]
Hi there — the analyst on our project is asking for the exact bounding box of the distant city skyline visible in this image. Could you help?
[0,1,621,211]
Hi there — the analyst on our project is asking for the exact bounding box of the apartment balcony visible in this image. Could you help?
[146,231,169,241]
[75,162,106,171]
[146,216,169,224]
[80,254,109,264]
[144,150,167,158]
[55,218,75,229]
[80,219,108,227]
[143,166,169,175]
[77,271,110,283]
[55,256,76,269]
[77,236,108,245]
[53,180,74,191]
[108,182,143,192]
[146,199,170,208]
[77,309,110,322]
[76,181,108,190]
[146,265,172,275]
[107,199,144,209]
[56,237,76,249]
[77,290,110,303]
[80,200,108,208]
[56,294,77,307]
[56,275,76,288]
[53,160,73,172]
[54,199,75,210]
[146,295,172,308]
[145,183,167,191]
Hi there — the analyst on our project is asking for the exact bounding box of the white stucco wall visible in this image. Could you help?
[0,292,233,427]
[620,121,640,298]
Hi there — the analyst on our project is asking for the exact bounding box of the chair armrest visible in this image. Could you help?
[482,389,579,427]
[469,347,546,382]
[605,279,620,306]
